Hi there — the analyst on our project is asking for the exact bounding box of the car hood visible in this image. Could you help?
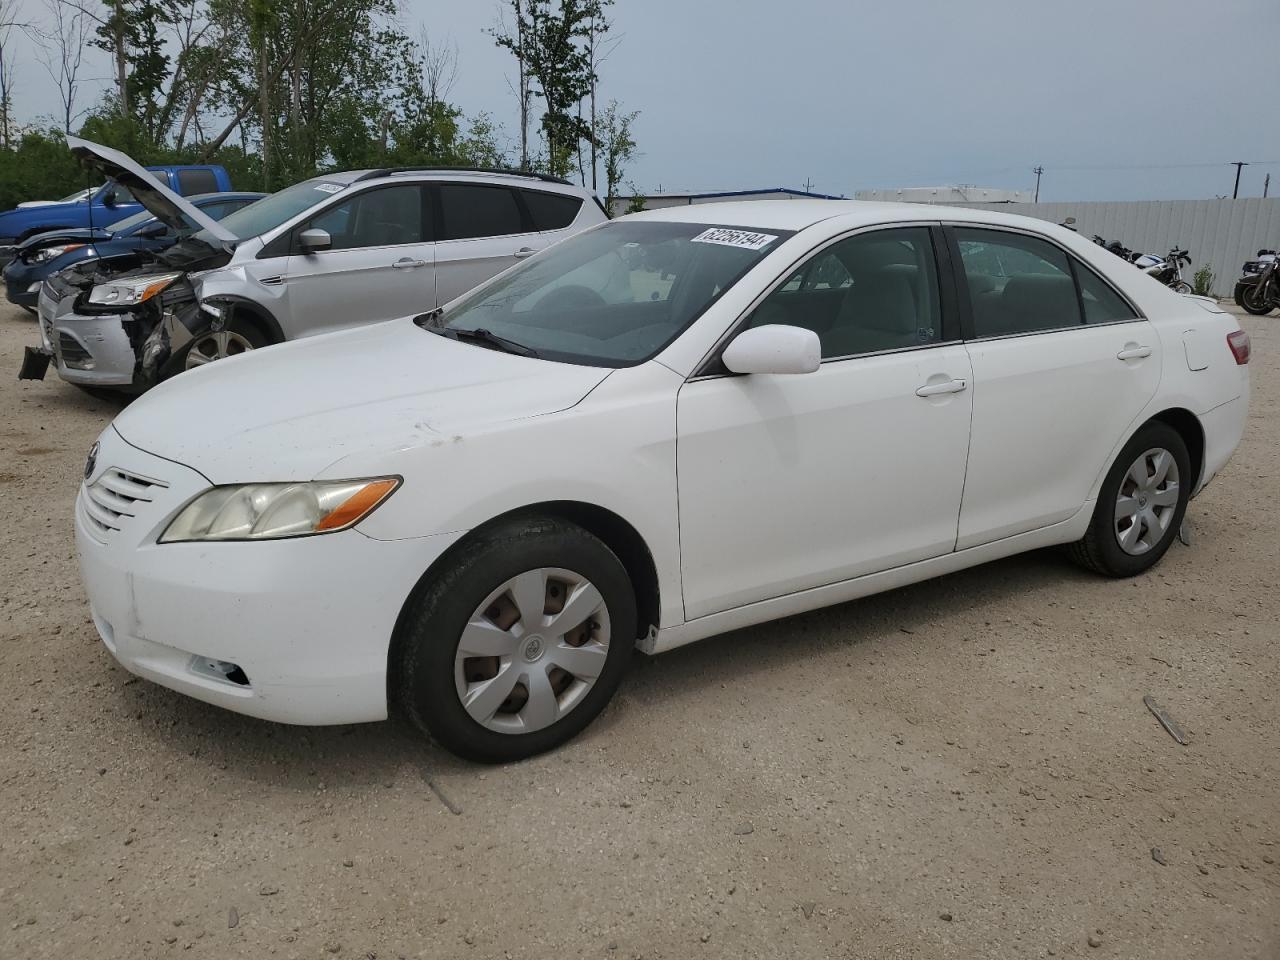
[16,226,109,252]
[66,137,235,243]
[111,318,612,484]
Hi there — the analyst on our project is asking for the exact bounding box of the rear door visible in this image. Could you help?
[432,183,548,306]
[948,225,1160,548]
[282,183,434,336]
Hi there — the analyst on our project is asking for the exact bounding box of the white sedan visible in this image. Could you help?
[76,201,1251,761]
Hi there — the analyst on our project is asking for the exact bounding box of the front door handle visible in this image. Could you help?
[392,258,428,269]
[915,378,968,398]
[514,247,538,259]
[1116,345,1152,360]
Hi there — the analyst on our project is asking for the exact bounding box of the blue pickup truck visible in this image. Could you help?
[0,164,232,265]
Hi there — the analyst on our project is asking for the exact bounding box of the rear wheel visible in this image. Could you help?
[1069,422,1190,577]
[1170,280,1193,296]
[395,517,636,762]
[1240,282,1276,316]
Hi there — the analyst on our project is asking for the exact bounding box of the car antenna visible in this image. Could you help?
[86,168,94,235]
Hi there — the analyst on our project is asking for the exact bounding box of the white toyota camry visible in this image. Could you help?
[76,201,1251,761]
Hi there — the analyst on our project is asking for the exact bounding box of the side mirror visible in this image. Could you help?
[102,188,118,207]
[137,222,168,239]
[722,324,821,376]
[298,228,332,253]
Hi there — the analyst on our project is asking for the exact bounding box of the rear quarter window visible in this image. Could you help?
[176,168,220,196]
[522,190,583,231]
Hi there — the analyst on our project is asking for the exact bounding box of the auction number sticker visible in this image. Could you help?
[690,227,778,251]
[313,183,344,194]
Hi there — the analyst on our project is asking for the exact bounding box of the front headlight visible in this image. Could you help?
[159,478,400,543]
[32,243,90,263]
[87,271,180,307]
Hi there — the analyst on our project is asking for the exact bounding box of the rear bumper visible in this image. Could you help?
[1196,390,1248,494]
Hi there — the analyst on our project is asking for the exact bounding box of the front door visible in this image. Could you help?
[947,226,1161,549]
[676,226,973,620]
[283,183,434,336]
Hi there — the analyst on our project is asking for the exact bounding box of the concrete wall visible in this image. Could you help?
[956,198,1280,297]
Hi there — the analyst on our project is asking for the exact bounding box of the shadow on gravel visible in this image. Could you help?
[102,546,1095,784]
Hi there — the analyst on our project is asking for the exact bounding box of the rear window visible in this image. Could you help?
[176,168,219,196]
[522,190,582,231]
[439,184,526,240]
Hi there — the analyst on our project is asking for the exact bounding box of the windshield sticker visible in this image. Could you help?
[313,183,344,194]
[690,228,778,251]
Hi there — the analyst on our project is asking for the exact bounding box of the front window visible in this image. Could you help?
[436,220,791,366]
[193,179,349,244]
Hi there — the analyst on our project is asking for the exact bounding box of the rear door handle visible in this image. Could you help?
[915,378,967,398]
[392,258,428,269]
[1116,345,1152,360]
[514,247,538,259]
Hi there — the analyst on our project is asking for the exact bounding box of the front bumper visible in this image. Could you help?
[4,262,41,307]
[50,305,141,387]
[76,426,462,725]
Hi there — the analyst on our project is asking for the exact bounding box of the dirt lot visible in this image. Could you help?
[0,301,1276,960]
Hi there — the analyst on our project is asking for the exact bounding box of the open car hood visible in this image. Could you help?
[66,137,236,244]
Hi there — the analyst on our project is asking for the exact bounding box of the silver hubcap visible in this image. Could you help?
[1114,447,1180,556]
[185,330,254,369]
[454,567,611,734]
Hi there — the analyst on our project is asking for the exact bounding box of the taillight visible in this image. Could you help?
[1227,329,1251,365]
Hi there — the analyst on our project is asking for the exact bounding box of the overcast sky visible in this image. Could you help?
[9,0,1280,201]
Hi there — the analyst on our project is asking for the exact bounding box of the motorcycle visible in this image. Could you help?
[1237,251,1279,316]
[1093,234,1137,262]
[1139,247,1193,294]
[1234,249,1277,312]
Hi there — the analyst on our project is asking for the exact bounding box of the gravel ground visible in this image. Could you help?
[0,301,1276,960]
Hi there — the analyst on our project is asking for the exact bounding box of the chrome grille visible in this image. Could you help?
[83,468,169,539]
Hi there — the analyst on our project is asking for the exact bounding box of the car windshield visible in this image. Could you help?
[192,179,346,244]
[436,220,791,366]
[105,209,156,233]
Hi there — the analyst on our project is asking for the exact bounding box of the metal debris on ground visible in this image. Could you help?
[1178,520,1192,546]
[1151,847,1167,865]
[1143,695,1189,745]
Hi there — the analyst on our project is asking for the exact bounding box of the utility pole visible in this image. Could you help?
[1231,161,1249,199]
[1265,173,1271,199]
[1033,165,1044,203]
[802,177,814,194]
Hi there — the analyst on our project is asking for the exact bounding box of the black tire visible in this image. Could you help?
[1240,282,1276,316]
[160,317,267,381]
[1069,422,1191,578]
[395,517,636,763]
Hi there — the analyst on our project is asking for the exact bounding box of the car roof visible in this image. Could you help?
[300,168,595,197]
[186,191,268,203]
[624,198,1068,235]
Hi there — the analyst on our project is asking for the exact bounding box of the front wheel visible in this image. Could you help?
[1240,282,1276,316]
[1069,422,1191,578]
[160,318,266,381]
[395,517,636,762]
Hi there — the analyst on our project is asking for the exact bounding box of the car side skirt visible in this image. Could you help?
[643,502,1093,656]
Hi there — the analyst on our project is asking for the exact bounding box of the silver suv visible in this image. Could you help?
[29,139,607,391]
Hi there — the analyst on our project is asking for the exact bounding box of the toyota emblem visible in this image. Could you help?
[84,441,99,480]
